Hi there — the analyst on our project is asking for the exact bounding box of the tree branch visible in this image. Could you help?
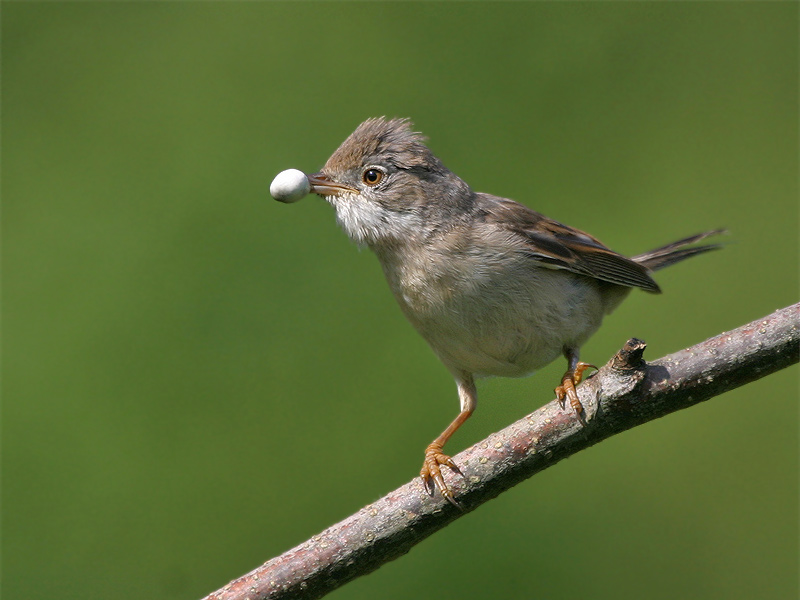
[202,303,799,600]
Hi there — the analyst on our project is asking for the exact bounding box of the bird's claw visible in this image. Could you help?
[555,361,597,418]
[420,443,463,509]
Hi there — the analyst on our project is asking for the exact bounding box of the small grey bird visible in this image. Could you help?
[299,117,722,505]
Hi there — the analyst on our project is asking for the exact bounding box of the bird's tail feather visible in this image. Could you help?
[632,229,727,271]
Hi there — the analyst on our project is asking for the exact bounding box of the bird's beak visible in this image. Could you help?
[307,172,357,197]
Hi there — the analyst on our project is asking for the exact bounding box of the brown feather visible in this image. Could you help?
[478,194,661,292]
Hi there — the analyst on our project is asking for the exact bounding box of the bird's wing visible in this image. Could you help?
[476,193,661,292]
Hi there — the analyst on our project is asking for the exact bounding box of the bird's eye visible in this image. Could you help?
[362,168,384,186]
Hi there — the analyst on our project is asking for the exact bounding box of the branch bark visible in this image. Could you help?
[203,303,799,600]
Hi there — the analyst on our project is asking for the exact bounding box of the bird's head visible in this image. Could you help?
[308,118,473,247]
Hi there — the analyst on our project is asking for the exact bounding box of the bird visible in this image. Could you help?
[296,117,723,506]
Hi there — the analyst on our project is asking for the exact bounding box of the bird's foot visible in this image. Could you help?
[555,361,597,418]
[420,442,463,508]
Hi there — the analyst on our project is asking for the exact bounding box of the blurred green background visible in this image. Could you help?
[3,3,797,599]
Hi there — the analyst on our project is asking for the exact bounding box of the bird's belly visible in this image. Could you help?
[401,268,612,378]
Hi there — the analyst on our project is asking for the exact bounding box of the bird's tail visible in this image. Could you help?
[632,229,727,271]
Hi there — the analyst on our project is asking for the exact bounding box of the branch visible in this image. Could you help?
[203,303,799,600]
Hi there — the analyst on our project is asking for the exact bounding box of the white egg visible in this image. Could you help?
[270,169,311,203]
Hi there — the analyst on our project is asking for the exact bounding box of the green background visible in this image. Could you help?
[4,3,797,599]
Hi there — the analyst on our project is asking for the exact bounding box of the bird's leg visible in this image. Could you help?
[420,374,476,508]
[554,347,597,417]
